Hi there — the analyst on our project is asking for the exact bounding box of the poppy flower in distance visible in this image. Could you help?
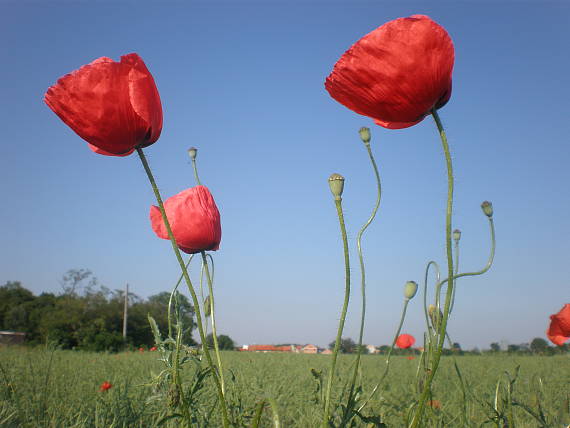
[99,381,112,392]
[150,346,157,351]
[547,303,570,346]
[396,334,415,349]
[325,15,454,129]
[44,53,162,156]
[150,186,222,254]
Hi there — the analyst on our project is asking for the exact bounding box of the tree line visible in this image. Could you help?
[0,269,196,352]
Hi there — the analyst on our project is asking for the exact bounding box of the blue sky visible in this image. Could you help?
[1,1,569,350]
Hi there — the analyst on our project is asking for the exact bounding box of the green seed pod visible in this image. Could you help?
[188,146,197,161]
[481,201,493,217]
[328,173,345,200]
[359,127,371,144]
[204,295,211,317]
[404,281,418,300]
[453,229,461,242]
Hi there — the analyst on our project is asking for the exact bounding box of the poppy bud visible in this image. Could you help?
[428,304,443,330]
[188,147,198,160]
[453,229,461,242]
[204,295,212,317]
[359,127,371,144]
[404,281,418,300]
[328,173,345,200]
[481,201,493,217]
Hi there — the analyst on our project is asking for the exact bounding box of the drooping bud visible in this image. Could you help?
[204,295,211,317]
[404,281,418,300]
[358,127,371,144]
[428,304,443,330]
[481,201,493,218]
[453,229,461,242]
[328,173,345,200]
[188,147,198,161]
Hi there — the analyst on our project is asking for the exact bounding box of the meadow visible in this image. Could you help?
[1,347,568,427]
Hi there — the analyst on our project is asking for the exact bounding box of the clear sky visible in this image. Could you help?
[1,1,569,350]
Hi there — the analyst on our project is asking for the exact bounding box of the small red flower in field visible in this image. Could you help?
[150,186,222,254]
[428,399,441,409]
[406,356,415,360]
[396,334,415,349]
[44,53,162,156]
[139,347,144,352]
[547,303,570,346]
[99,381,112,392]
[325,15,454,129]
[150,346,157,351]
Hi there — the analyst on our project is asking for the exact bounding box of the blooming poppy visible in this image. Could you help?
[99,381,112,392]
[150,346,157,351]
[396,334,415,349]
[139,347,145,352]
[150,186,222,254]
[428,399,441,410]
[325,15,454,129]
[44,53,162,155]
[406,355,415,360]
[547,303,570,346]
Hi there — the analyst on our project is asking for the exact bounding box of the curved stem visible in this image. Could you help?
[201,250,225,395]
[168,254,194,338]
[322,197,351,428]
[348,140,382,403]
[136,147,229,428]
[410,110,454,428]
[449,238,460,314]
[438,217,495,289]
[357,298,410,412]
[191,159,202,186]
[423,261,440,338]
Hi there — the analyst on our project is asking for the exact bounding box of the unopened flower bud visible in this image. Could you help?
[359,127,371,144]
[428,304,443,330]
[453,229,461,242]
[204,295,211,317]
[481,201,493,217]
[328,173,345,200]
[404,281,418,300]
[188,147,198,161]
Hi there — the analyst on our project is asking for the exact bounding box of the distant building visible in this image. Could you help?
[366,344,378,354]
[0,331,26,345]
[301,344,318,354]
[321,349,333,355]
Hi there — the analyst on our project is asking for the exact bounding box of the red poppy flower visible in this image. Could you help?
[406,355,415,360]
[139,347,144,352]
[150,186,222,254]
[325,15,454,129]
[150,346,157,351]
[99,381,112,392]
[428,399,441,410]
[44,53,162,155]
[547,303,570,346]
[396,334,415,349]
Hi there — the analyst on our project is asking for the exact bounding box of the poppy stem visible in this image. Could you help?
[201,250,225,395]
[191,157,202,186]
[410,109,454,428]
[322,196,351,428]
[168,255,194,339]
[347,134,382,412]
[357,297,410,413]
[136,147,230,428]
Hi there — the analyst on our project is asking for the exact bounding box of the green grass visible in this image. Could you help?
[1,347,568,427]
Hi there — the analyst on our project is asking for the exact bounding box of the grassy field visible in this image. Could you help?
[0,346,568,427]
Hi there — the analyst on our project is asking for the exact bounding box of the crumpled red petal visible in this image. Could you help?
[45,53,162,155]
[547,303,570,346]
[150,186,222,254]
[325,15,454,129]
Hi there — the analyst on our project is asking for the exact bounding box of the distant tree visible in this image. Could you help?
[378,345,390,353]
[0,281,35,329]
[490,342,500,352]
[60,269,98,296]
[329,337,356,353]
[507,344,520,354]
[206,334,235,350]
[530,337,548,354]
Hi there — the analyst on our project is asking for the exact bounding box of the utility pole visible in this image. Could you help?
[122,283,129,340]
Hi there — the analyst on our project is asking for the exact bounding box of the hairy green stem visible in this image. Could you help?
[410,110,454,427]
[168,255,194,338]
[136,147,229,428]
[201,250,225,395]
[357,298,410,412]
[191,158,202,186]
[347,139,382,406]
[322,197,351,428]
